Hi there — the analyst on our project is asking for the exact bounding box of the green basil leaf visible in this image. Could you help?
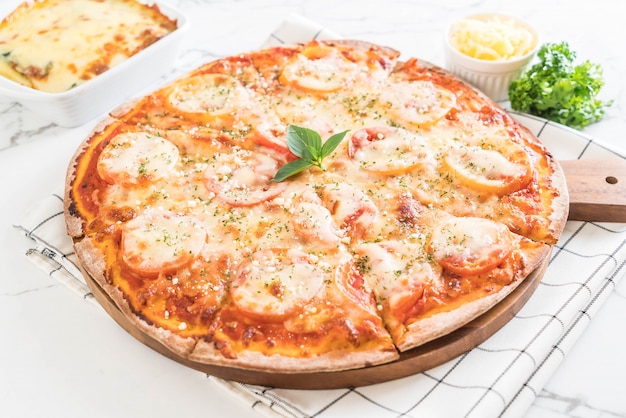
[286,125,308,158]
[321,130,349,157]
[271,158,313,182]
[275,124,348,182]
[288,125,321,160]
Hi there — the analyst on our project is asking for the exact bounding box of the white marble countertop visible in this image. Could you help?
[1,1,624,417]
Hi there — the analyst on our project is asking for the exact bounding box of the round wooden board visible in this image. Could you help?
[83,253,549,390]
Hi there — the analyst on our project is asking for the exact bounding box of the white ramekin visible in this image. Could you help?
[443,13,539,102]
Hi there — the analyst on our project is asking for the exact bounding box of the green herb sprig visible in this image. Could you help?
[272,125,348,182]
[508,41,612,130]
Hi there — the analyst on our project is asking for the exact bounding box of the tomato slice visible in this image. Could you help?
[121,210,207,277]
[203,150,287,206]
[166,73,251,117]
[348,126,430,175]
[291,201,344,245]
[352,241,437,323]
[231,248,326,321]
[97,132,179,185]
[443,145,532,195]
[428,217,514,276]
[318,182,379,237]
[378,78,456,127]
[280,45,359,93]
[245,121,290,155]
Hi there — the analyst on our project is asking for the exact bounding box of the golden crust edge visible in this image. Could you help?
[394,242,551,352]
[546,157,570,242]
[74,237,197,357]
[188,339,400,373]
[75,236,401,373]
[63,116,118,238]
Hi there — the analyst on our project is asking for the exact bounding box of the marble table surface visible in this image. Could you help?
[1,0,624,417]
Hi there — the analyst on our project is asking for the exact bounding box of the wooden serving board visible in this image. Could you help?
[561,158,626,223]
[84,254,549,389]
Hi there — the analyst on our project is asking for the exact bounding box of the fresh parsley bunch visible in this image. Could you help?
[508,41,612,130]
[272,125,349,182]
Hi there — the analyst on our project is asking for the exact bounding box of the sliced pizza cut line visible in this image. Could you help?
[352,240,439,320]
[317,182,380,239]
[187,249,400,372]
[394,237,550,351]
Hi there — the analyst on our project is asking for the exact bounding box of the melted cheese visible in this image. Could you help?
[97,132,179,184]
[167,74,251,116]
[121,210,207,276]
[231,249,326,320]
[428,217,514,276]
[280,49,358,92]
[0,0,177,92]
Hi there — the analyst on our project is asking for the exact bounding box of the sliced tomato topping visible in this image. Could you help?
[166,73,250,117]
[203,150,287,206]
[121,210,207,277]
[348,126,429,175]
[230,248,326,321]
[379,78,456,127]
[291,201,344,245]
[280,44,359,93]
[428,217,514,276]
[245,121,290,155]
[97,132,179,185]
[319,182,378,237]
[443,145,533,195]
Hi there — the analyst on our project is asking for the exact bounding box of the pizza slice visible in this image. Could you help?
[189,247,399,372]
[351,198,550,350]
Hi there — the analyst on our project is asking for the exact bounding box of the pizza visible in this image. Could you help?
[64,40,568,373]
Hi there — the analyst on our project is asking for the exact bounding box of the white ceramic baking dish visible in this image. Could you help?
[0,0,188,127]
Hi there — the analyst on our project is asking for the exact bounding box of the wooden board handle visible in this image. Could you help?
[559,158,626,223]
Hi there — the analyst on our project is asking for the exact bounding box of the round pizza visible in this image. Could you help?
[64,40,568,373]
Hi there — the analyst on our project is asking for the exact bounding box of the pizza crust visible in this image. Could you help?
[189,339,400,373]
[545,157,570,242]
[395,242,551,351]
[75,236,198,357]
[64,116,118,238]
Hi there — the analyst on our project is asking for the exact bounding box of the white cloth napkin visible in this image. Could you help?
[14,14,626,418]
